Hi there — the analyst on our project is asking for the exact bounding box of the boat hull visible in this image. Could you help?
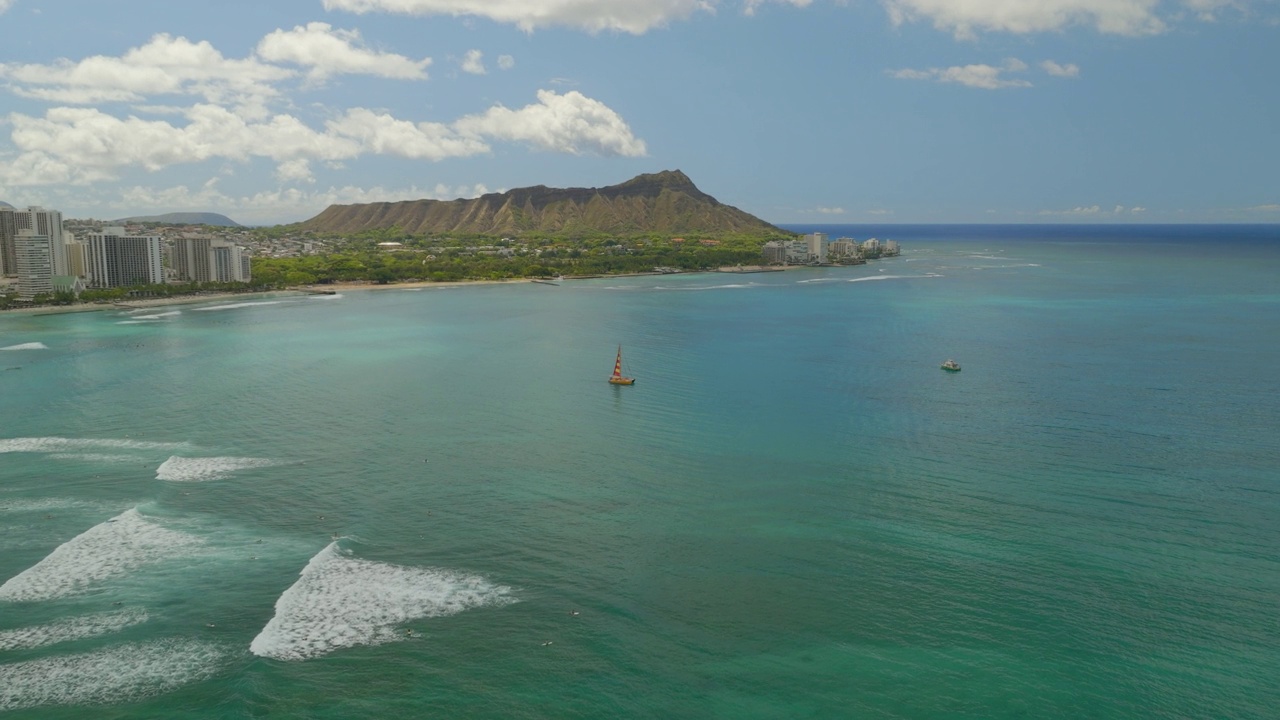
[609,377,636,385]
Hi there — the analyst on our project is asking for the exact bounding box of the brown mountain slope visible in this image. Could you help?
[298,170,785,237]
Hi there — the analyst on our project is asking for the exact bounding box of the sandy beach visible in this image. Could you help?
[0,266,818,318]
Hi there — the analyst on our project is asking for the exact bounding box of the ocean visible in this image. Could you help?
[1,224,1277,718]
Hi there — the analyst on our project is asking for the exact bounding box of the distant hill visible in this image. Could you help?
[114,212,242,227]
[297,170,785,237]
[0,201,14,210]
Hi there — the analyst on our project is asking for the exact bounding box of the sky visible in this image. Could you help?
[0,0,1277,226]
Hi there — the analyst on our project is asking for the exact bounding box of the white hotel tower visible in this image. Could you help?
[85,227,164,288]
[13,229,54,299]
[171,235,251,283]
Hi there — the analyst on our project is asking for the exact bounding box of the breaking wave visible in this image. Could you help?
[847,273,944,283]
[0,437,187,454]
[653,283,760,291]
[0,509,205,602]
[0,640,227,711]
[192,301,286,312]
[0,498,120,514]
[0,608,148,651]
[155,456,278,482]
[45,453,141,464]
[0,343,48,351]
[250,543,515,661]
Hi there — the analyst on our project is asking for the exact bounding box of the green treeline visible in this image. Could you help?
[0,280,269,310]
[251,233,783,285]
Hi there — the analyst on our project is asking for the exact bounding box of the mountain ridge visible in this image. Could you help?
[298,170,785,237]
[114,212,242,227]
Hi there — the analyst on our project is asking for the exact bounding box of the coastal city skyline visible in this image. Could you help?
[1,0,1277,226]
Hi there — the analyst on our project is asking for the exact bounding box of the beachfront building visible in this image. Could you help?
[861,238,881,256]
[828,237,860,260]
[64,237,87,278]
[762,240,788,264]
[172,235,251,283]
[0,208,16,277]
[804,232,829,264]
[14,229,54,300]
[13,207,68,277]
[883,240,900,256]
[785,239,811,263]
[2,206,69,278]
[52,275,87,297]
[85,227,163,289]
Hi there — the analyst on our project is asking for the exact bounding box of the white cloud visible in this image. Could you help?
[1182,0,1244,21]
[497,55,516,70]
[276,158,316,183]
[256,22,431,81]
[5,105,361,184]
[0,34,293,113]
[460,49,486,75]
[890,58,1032,89]
[322,0,713,34]
[1130,206,1147,213]
[1039,205,1103,215]
[3,90,646,185]
[744,0,813,16]
[0,1,13,14]
[1041,60,1080,77]
[1247,203,1280,212]
[455,89,647,156]
[882,0,1166,38]
[326,108,490,160]
[815,206,846,214]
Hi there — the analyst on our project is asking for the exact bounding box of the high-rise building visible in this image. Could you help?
[64,235,88,278]
[805,232,828,264]
[0,208,17,277]
[172,235,250,283]
[14,229,54,300]
[85,227,163,288]
[12,207,68,276]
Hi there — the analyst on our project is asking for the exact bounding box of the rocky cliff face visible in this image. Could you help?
[298,171,783,236]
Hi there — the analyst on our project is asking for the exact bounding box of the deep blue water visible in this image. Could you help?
[1,225,1278,718]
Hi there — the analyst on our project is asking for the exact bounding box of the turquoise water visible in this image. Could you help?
[2,225,1278,718]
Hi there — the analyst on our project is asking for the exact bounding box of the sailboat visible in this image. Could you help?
[608,346,636,385]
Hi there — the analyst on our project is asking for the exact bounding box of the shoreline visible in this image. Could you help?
[0,264,831,318]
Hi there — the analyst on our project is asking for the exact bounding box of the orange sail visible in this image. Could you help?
[609,346,635,385]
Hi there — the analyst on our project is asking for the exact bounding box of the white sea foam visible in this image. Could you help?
[309,293,343,300]
[0,342,48,351]
[192,301,285,311]
[847,273,943,283]
[0,508,205,602]
[655,283,757,291]
[155,456,278,482]
[0,608,148,652]
[250,543,515,661]
[0,437,187,454]
[0,498,118,514]
[45,453,141,463]
[128,311,181,319]
[0,639,226,711]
